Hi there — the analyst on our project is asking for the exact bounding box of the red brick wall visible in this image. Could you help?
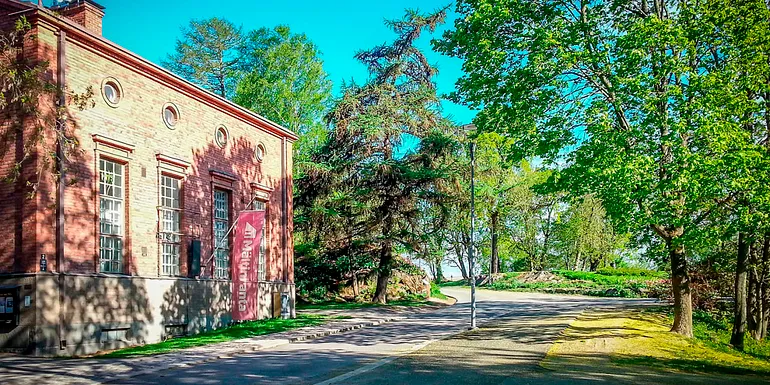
[0,16,59,274]
[58,2,103,35]
[1,11,295,283]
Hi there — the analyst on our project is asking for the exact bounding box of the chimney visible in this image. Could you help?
[51,0,105,35]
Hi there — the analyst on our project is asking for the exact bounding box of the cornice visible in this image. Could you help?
[13,2,299,143]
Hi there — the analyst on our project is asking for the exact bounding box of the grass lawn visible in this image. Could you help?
[99,314,333,358]
[442,268,668,298]
[544,306,770,376]
[296,298,435,311]
[688,310,770,363]
[430,282,448,300]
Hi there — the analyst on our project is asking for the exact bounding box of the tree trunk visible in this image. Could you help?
[454,243,469,280]
[352,273,360,297]
[589,258,599,272]
[490,210,500,279]
[669,238,693,337]
[748,261,759,337]
[372,242,393,304]
[372,241,393,304]
[731,232,749,350]
[761,236,770,340]
[434,262,444,283]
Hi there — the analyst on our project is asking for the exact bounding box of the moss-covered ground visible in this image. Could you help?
[544,307,770,377]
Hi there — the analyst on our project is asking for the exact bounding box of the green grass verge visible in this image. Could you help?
[547,306,770,377]
[439,279,468,287]
[430,282,448,300]
[611,307,770,375]
[99,314,331,358]
[690,310,770,362]
[296,298,434,311]
[440,269,667,298]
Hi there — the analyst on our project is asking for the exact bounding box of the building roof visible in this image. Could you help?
[3,0,299,142]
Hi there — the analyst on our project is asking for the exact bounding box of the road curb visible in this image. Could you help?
[99,317,403,384]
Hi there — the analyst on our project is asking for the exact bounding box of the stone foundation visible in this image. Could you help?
[0,273,294,356]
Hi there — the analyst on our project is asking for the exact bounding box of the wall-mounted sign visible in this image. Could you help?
[40,254,47,272]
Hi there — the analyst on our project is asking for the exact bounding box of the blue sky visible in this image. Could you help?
[81,0,476,126]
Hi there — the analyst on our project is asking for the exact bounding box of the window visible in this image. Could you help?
[104,83,119,104]
[101,78,122,107]
[255,143,265,162]
[254,200,267,281]
[99,159,125,273]
[215,126,229,148]
[163,103,180,129]
[159,175,182,276]
[213,190,230,279]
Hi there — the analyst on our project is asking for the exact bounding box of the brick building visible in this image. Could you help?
[0,0,297,355]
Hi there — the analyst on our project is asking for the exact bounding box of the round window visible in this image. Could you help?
[163,104,179,129]
[215,126,229,148]
[255,143,265,162]
[101,78,123,107]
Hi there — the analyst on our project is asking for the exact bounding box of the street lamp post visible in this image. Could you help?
[463,124,477,330]
[469,140,477,330]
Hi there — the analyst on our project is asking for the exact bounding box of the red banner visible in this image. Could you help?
[232,210,265,321]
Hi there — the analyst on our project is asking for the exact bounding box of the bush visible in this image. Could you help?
[596,267,668,278]
[481,270,667,298]
[430,282,447,299]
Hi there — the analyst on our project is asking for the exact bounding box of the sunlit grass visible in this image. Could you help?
[296,298,434,311]
[546,306,770,376]
[99,314,333,358]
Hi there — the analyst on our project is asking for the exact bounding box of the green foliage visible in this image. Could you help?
[234,25,333,158]
[0,17,94,194]
[436,0,770,335]
[595,267,667,278]
[692,311,770,361]
[162,18,244,98]
[430,282,447,300]
[486,270,667,298]
[296,299,432,311]
[99,315,331,358]
[295,8,455,303]
[554,195,629,271]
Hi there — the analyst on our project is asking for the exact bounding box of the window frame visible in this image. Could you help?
[253,200,268,281]
[213,189,231,280]
[215,125,229,148]
[101,77,123,108]
[98,157,127,274]
[162,102,180,129]
[159,174,183,276]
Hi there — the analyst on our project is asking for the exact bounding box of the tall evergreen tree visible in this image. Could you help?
[297,8,456,304]
[162,18,244,98]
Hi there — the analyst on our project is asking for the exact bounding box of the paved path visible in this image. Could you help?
[0,306,419,385]
[117,289,651,385]
[0,289,655,384]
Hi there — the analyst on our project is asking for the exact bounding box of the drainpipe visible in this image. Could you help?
[56,29,67,351]
[281,138,288,284]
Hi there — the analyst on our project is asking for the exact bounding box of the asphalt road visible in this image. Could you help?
[118,288,651,385]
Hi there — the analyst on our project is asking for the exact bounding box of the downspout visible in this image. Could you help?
[56,29,67,351]
[281,137,287,284]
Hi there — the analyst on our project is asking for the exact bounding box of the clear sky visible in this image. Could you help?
[69,0,477,126]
